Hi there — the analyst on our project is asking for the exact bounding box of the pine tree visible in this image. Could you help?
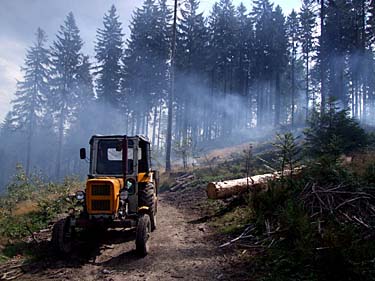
[95,5,124,106]
[50,12,84,179]
[10,28,51,175]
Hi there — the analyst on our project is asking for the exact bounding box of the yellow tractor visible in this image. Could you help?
[52,135,158,256]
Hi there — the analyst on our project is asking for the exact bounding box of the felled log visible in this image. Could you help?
[207,168,304,199]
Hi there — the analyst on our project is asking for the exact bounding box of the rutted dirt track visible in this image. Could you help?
[6,188,248,281]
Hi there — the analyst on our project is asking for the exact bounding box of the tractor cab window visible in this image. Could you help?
[96,139,134,175]
[107,148,122,160]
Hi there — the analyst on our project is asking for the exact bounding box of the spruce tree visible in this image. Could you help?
[10,28,51,175]
[252,0,274,127]
[176,0,208,142]
[272,6,288,126]
[208,0,238,135]
[325,0,351,108]
[95,5,124,106]
[50,12,84,179]
[367,0,375,49]
[365,0,375,124]
[122,0,169,135]
[152,0,171,145]
[234,3,253,129]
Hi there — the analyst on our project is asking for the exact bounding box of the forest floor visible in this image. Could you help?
[0,183,250,281]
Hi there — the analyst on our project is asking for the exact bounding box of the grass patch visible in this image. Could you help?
[210,205,252,234]
[205,194,253,234]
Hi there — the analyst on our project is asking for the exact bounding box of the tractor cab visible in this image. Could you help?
[83,135,151,178]
[52,135,158,257]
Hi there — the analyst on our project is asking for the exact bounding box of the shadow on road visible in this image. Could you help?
[11,227,141,274]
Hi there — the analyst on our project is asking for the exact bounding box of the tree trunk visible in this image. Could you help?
[320,0,326,113]
[152,105,158,147]
[291,45,296,126]
[274,74,281,127]
[305,50,309,120]
[207,173,277,199]
[207,168,303,199]
[165,0,178,172]
[56,107,65,179]
[157,104,163,151]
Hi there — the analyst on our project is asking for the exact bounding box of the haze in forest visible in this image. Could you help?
[0,0,300,122]
[1,0,374,193]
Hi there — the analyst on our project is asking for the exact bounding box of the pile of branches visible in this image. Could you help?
[219,222,282,250]
[220,181,375,250]
[300,182,375,229]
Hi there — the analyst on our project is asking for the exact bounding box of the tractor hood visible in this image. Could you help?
[86,178,124,214]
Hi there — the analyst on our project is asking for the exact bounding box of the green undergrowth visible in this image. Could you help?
[204,104,375,281]
[250,169,375,281]
[0,165,81,262]
[204,155,375,280]
[211,203,252,234]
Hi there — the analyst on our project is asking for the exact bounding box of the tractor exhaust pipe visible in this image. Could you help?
[122,135,128,182]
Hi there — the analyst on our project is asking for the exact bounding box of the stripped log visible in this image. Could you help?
[206,167,304,199]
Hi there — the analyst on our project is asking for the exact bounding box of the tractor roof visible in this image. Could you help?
[89,134,150,144]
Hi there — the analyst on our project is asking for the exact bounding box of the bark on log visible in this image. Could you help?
[206,168,303,199]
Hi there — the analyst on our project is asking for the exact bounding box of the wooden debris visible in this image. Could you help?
[219,225,255,248]
[300,182,375,229]
[170,173,195,192]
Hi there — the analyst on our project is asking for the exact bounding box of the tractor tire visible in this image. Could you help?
[51,218,74,255]
[135,214,151,257]
[139,182,157,231]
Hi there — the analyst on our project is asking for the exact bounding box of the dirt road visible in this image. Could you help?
[4,188,248,281]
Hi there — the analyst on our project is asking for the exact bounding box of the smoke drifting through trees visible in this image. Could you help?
[1,0,375,190]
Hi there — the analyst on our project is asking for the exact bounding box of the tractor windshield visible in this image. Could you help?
[96,139,134,175]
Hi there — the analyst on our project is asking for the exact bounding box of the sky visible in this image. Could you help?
[0,0,301,123]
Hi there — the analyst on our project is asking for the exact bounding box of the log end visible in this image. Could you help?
[206,182,218,199]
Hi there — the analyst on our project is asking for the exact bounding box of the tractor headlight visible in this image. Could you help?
[76,190,85,201]
[125,179,136,194]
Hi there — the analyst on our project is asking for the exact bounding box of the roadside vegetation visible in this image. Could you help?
[194,102,375,281]
[0,168,81,262]
[1,101,375,280]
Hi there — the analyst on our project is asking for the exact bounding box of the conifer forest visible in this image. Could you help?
[1,0,375,189]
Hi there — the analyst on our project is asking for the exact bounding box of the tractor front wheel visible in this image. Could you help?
[138,182,157,231]
[51,218,74,255]
[135,214,151,257]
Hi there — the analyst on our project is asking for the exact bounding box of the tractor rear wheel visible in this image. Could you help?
[51,218,74,254]
[135,214,151,257]
[138,182,157,231]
